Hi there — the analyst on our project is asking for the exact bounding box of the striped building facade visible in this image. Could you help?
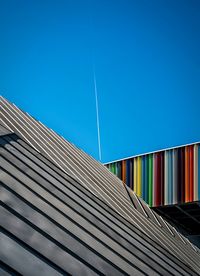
[106,143,200,207]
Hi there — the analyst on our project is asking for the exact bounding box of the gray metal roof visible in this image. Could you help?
[1,96,200,275]
[0,123,12,137]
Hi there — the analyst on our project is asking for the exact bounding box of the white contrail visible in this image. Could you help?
[93,69,102,161]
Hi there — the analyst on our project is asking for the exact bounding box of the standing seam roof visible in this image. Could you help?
[0,96,200,275]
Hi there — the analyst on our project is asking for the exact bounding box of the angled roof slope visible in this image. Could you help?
[0,96,200,275]
[0,123,12,137]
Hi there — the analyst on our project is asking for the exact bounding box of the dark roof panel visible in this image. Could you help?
[1,96,200,275]
[0,123,12,137]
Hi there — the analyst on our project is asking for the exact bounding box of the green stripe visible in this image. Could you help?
[113,163,116,174]
[111,163,114,173]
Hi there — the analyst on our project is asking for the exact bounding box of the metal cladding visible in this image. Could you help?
[1,96,200,275]
[106,144,200,207]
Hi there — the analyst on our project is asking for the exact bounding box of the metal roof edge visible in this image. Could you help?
[104,141,200,165]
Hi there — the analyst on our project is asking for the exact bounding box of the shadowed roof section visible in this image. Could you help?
[0,123,12,137]
[0,96,200,275]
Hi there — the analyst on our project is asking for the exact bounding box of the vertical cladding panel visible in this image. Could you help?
[126,160,130,187]
[111,163,115,175]
[188,147,191,202]
[136,157,138,195]
[164,151,168,205]
[113,162,116,175]
[180,147,185,203]
[133,158,137,193]
[144,156,148,203]
[189,146,194,202]
[115,162,118,178]
[116,162,119,176]
[148,154,153,207]
[173,149,178,204]
[112,162,115,174]
[106,143,199,207]
[110,163,114,173]
[136,157,139,195]
[160,152,165,205]
[118,161,122,180]
[140,157,143,199]
[142,156,145,200]
[117,162,120,178]
[137,157,142,197]
[198,145,200,200]
[154,153,160,207]
[168,150,173,205]
[122,160,126,183]
[177,148,185,203]
[177,148,182,203]
[115,162,118,175]
[153,154,156,206]
[156,153,161,206]
[154,152,164,207]
[193,144,198,201]
[145,156,149,204]
[129,159,133,190]
[114,162,116,174]
[185,146,190,203]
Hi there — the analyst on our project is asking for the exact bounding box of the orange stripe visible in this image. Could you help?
[185,146,190,202]
[122,160,126,184]
[189,146,194,201]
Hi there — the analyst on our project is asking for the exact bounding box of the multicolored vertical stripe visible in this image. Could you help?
[105,143,200,207]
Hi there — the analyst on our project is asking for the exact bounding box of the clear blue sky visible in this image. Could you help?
[0,0,200,163]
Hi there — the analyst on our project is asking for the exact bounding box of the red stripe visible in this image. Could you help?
[122,160,126,184]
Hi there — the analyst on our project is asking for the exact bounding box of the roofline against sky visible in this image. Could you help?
[104,141,200,165]
[1,96,199,167]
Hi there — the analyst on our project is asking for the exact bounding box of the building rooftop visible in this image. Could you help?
[1,96,200,275]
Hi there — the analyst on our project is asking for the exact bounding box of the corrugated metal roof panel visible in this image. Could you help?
[0,123,12,137]
[1,96,200,275]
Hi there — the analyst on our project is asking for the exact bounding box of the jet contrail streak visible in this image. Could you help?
[93,70,102,161]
